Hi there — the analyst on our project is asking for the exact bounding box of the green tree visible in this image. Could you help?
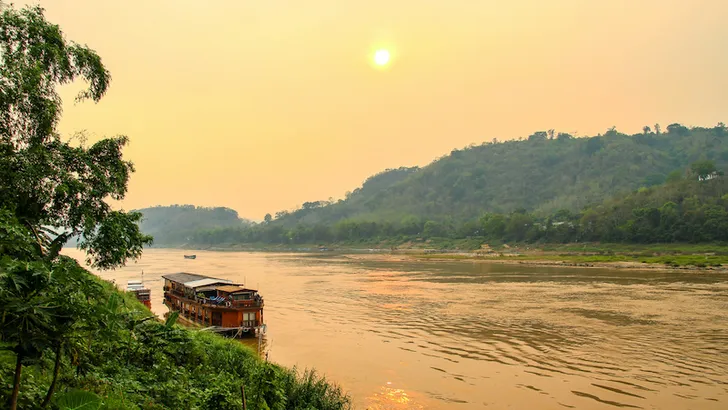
[584,136,604,155]
[422,220,443,238]
[505,212,534,241]
[643,173,666,187]
[667,123,690,136]
[691,160,717,180]
[0,4,151,268]
[264,213,273,223]
[480,213,506,239]
[715,122,726,137]
[399,215,421,235]
[666,169,684,184]
[0,253,55,409]
[556,132,573,141]
[0,4,151,408]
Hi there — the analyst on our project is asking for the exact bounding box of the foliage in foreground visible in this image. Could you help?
[0,258,351,409]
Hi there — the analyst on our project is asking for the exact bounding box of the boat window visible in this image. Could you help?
[232,293,252,300]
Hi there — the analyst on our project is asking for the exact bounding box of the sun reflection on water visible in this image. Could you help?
[365,381,425,410]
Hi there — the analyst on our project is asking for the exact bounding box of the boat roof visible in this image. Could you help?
[161,272,232,286]
[185,278,233,289]
[194,285,222,292]
[216,285,257,294]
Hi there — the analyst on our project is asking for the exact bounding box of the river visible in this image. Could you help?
[65,248,728,409]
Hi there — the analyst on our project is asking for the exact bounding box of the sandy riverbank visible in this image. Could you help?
[339,252,728,273]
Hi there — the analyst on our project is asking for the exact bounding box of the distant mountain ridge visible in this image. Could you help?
[135,205,252,246]
[271,123,728,227]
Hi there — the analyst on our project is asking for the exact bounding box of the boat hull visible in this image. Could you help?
[163,295,264,339]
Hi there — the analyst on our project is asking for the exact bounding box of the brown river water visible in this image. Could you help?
[64,248,728,410]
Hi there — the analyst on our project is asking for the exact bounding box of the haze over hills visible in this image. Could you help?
[134,205,252,246]
[270,123,727,227]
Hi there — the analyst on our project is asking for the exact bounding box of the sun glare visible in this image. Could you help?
[374,49,391,66]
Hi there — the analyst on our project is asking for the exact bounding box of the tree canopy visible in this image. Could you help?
[0,3,151,269]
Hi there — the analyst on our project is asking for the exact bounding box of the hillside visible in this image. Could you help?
[482,171,728,244]
[183,172,728,249]
[271,123,728,227]
[136,205,252,246]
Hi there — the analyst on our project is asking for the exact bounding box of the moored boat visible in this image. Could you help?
[183,254,197,259]
[127,279,152,309]
[162,272,265,338]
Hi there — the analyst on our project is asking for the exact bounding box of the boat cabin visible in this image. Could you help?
[127,280,151,309]
[162,272,264,337]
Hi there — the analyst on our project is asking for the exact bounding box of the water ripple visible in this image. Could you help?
[68,248,728,410]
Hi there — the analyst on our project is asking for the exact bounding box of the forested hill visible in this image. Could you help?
[136,205,252,245]
[272,123,728,226]
[187,173,728,247]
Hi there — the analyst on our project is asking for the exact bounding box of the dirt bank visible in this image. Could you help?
[340,252,728,274]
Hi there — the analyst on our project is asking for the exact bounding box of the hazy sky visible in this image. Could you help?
[20,0,728,219]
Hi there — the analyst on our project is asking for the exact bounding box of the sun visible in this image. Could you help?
[373,49,391,66]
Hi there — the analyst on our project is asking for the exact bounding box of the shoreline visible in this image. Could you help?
[138,244,728,274]
[339,252,728,273]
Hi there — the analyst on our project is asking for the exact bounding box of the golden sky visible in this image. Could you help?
[20,0,728,219]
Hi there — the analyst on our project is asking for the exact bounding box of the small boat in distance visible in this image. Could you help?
[127,278,152,309]
[183,254,197,259]
[162,272,265,338]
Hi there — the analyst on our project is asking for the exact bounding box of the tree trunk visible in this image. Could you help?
[241,385,247,410]
[41,343,62,408]
[10,353,23,410]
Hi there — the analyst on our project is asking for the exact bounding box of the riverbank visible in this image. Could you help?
[341,252,728,273]
[148,241,728,272]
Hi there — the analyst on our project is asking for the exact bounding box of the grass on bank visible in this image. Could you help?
[416,253,728,267]
[415,243,728,268]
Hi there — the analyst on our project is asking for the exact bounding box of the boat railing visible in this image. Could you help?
[231,299,264,308]
[133,291,151,301]
[165,288,263,309]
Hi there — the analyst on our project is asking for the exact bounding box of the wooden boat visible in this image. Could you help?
[162,272,265,338]
[127,279,152,309]
[183,254,197,259]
